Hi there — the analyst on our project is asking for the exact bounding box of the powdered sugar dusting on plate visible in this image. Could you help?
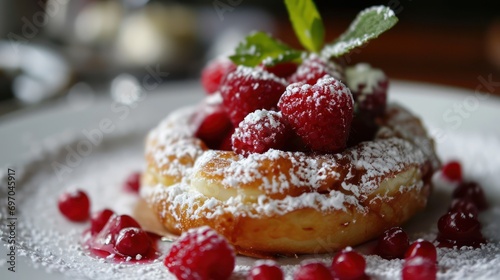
[1,119,499,279]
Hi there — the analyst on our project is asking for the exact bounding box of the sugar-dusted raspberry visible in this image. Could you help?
[220,66,287,126]
[232,110,291,156]
[405,239,437,263]
[345,63,388,118]
[452,181,488,211]
[201,57,237,94]
[375,227,410,259]
[58,189,91,222]
[278,76,354,153]
[331,247,367,280]
[164,226,235,280]
[288,54,343,85]
[261,61,299,79]
[249,260,284,280]
[402,256,437,280]
[441,161,462,182]
[294,262,333,280]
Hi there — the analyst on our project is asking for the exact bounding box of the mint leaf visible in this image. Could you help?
[322,6,398,58]
[229,32,303,67]
[284,0,324,52]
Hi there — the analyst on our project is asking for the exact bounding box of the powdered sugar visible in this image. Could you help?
[345,63,386,95]
[1,124,500,279]
[226,65,287,86]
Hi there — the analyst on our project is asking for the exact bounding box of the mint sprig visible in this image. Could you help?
[229,32,303,67]
[284,0,324,53]
[229,2,398,68]
[321,6,398,58]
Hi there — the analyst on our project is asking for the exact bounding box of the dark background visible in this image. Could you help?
[1,0,499,114]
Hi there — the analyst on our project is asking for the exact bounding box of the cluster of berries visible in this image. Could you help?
[164,226,370,280]
[197,55,388,156]
[437,161,488,248]
[58,172,158,261]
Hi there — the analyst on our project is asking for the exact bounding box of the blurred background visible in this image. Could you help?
[0,0,499,115]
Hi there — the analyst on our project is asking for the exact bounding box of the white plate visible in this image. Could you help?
[1,80,500,280]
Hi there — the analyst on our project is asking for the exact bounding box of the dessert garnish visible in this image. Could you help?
[404,239,437,263]
[374,227,410,260]
[164,226,235,280]
[293,261,333,280]
[441,160,463,182]
[85,211,161,262]
[58,189,91,222]
[248,260,284,280]
[124,171,142,193]
[331,247,368,280]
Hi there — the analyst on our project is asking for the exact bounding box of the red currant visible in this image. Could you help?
[402,256,437,280]
[441,161,462,182]
[452,182,488,211]
[90,208,115,235]
[405,240,437,263]
[124,172,141,193]
[249,260,284,280]
[114,227,151,257]
[436,211,485,248]
[375,227,410,259]
[331,248,367,280]
[58,189,91,222]
[294,262,333,280]
[449,198,479,218]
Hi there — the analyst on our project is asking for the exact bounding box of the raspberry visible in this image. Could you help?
[293,262,333,280]
[347,110,379,147]
[232,110,291,156]
[452,181,488,211]
[90,208,115,235]
[220,66,287,126]
[288,55,343,85]
[201,57,236,94]
[124,172,141,193]
[218,128,234,151]
[441,161,462,182]
[58,189,91,222]
[114,227,151,257]
[278,76,354,153]
[331,247,367,280]
[165,226,235,280]
[195,104,233,149]
[249,260,284,280]
[405,240,437,263]
[345,63,388,118]
[375,227,410,259]
[261,61,298,79]
[402,256,437,280]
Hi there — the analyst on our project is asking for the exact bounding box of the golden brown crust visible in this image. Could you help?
[141,102,439,256]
